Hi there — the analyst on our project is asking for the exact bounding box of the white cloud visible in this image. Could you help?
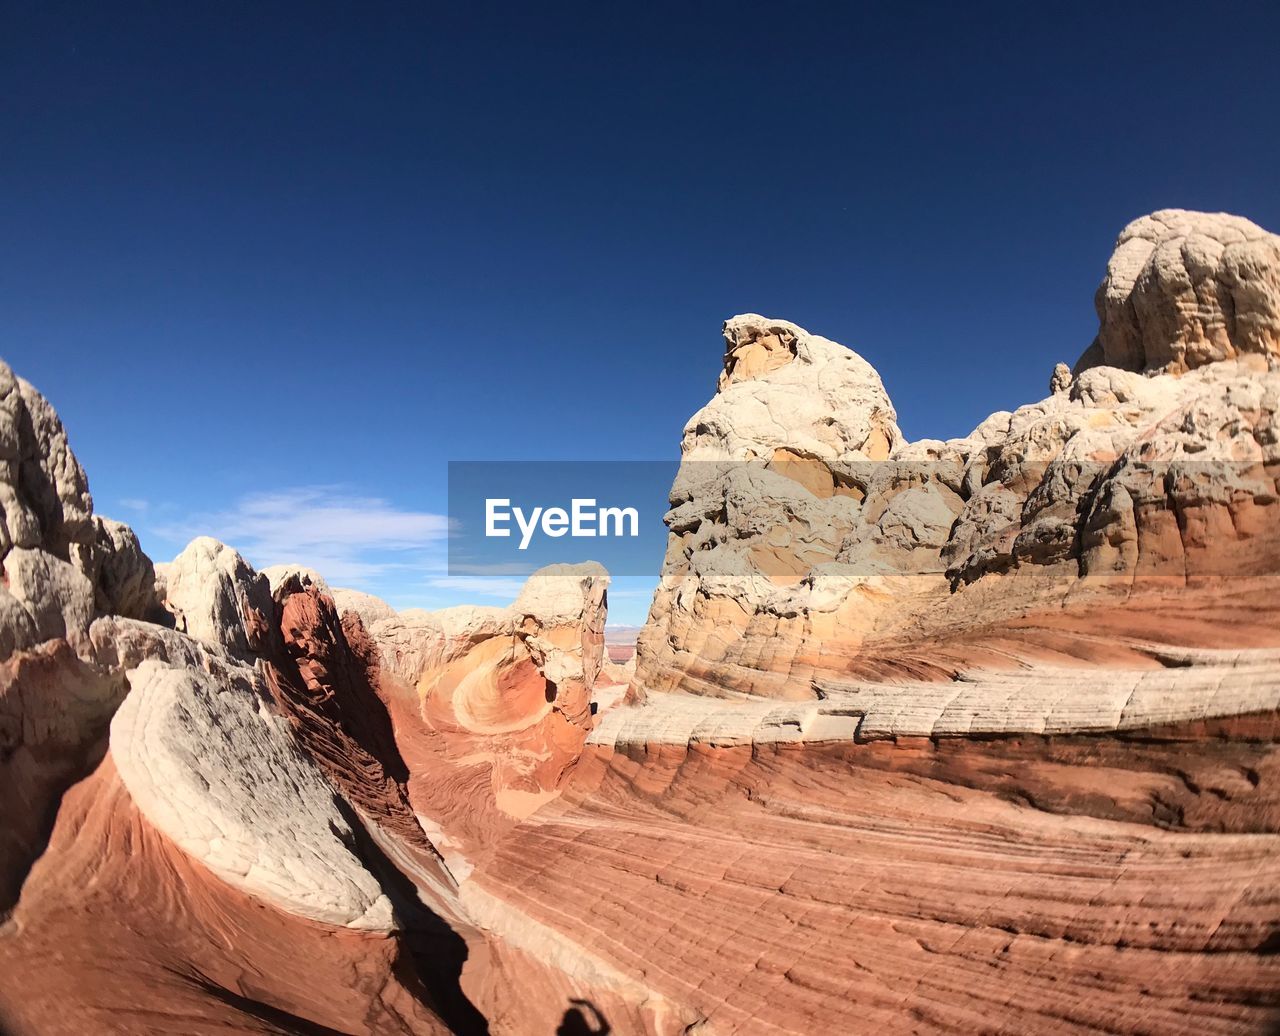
[426,576,527,599]
[118,497,150,512]
[446,561,539,576]
[153,486,449,586]
[143,486,655,619]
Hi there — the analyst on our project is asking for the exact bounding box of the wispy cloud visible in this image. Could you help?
[118,497,150,512]
[426,576,528,599]
[141,486,654,622]
[446,561,538,576]
[152,486,449,586]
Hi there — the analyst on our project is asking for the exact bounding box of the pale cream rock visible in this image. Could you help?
[1088,209,1280,373]
[363,564,610,689]
[694,314,901,462]
[433,604,510,645]
[596,646,1280,747]
[367,610,448,687]
[0,360,161,907]
[329,586,396,628]
[1,547,95,656]
[0,361,108,658]
[636,211,1280,700]
[512,561,609,628]
[945,355,1279,583]
[638,316,908,691]
[598,652,636,687]
[89,615,243,677]
[0,363,93,564]
[161,537,272,659]
[88,516,159,620]
[261,563,330,598]
[821,649,1280,739]
[1049,362,1072,395]
[110,658,396,930]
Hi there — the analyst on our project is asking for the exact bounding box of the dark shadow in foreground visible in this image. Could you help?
[557,999,610,1035]
[334,797,490,1035]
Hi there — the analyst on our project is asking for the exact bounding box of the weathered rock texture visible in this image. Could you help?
[162,536,272,659]
[636,210,1280,702]
[486,715,1280,1035]
[0,359,480,1032]
[378,563,611,832]
[0,756,456,1035]
[1086,209,1280,373]
[0,361,159,909]
[111,657,397,930]
[4,210,1280,1036]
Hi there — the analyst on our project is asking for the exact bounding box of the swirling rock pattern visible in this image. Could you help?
[110,657,397,930]
[4,211,1280,1036]
[478,720,1280,1035]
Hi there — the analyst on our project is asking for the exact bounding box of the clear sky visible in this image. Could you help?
[4,2,1279,626]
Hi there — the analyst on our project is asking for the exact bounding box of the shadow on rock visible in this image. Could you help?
[556,999,610,1035]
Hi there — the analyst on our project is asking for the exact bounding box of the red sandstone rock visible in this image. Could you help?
[0,758,456,1035]
[4,211,1280,1036]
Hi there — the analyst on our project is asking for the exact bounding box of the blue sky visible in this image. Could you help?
[3,2,1279,626]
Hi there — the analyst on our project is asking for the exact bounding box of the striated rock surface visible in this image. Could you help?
[381,564,611,837]
[262,583,455,893]
[6,210,1280,1036]
[110,657,396,930]
[636,214,1280,702]
[4,543,486,1032]
[480,716,1280,1035]
[0,755,455,1035]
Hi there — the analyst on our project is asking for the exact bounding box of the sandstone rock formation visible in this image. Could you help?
[636,210,1280,702]
[555,210,1280,1035]
[1085,209,1280,373]
[359,563,612,840]
[4,209,1280,1036]
[111,657,397,929]
[0,378,618,1031]
[261,561,330,597]
[330,584,398,627]
[0,361,152,909]
[162,536,272,659]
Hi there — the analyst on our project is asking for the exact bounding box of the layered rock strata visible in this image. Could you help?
[636,209,1280,702]
[4,209,1280,1036]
